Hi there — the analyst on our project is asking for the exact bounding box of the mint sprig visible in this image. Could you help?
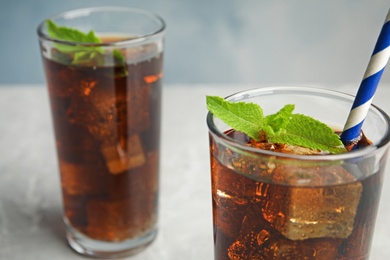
[46,19,103,64]
[206,96,264,140]
[206,96,346,154]
[46,20,126,69]
[46,20,102,49]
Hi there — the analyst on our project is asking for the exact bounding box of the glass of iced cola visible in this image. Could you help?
[37,7,165,258]
[207,87,390,260]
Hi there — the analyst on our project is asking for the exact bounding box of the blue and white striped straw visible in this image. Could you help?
[341,9,390,145]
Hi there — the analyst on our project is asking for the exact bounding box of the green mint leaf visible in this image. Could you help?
[46,20,101,44]
[46,19,102,55]
[73,50,104,65]
[206,96,264,140]
[267,113,346,153]
[113,49,126,64]
[264,104,294,136]
[207,96,347,154]
[46,20,126,67]
[113,49,128,76]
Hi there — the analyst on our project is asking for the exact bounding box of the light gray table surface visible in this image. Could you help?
[0,84,389,260]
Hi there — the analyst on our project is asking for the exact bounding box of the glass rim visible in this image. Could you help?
[207,86,390,161]
[37,6,166,47]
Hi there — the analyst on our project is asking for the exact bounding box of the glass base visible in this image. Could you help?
[65,219,157,258]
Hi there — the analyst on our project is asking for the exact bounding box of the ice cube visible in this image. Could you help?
[107,151,159,200]
[101,134,146,174]
[227,205,341,259]
[65,70,154,154]
[88,79,152,137]
[213,195,247,239]
[81,84,118,140]
[86,198,156,241]
[86,81,117,120]
[262,165,362,240]
[67,81,117,140]
[59,161,107,196]
[227,205,273,259]
[67,95,115,140]
[55,119,103,164]
[212,155,274,239]
[212,156,262,204]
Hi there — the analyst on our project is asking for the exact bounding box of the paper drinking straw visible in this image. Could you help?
[340,9,390,145]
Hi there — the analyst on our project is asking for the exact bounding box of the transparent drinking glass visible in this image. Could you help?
[207,86,390,259]
[37,7,165,258]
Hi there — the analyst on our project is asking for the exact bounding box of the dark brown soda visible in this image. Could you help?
[210,130,384,260]
[44,45,162,242]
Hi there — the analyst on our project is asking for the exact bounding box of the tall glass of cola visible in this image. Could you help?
[207,87,390,260]
[37,7,165,258]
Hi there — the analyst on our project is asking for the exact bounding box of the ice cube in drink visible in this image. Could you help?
[101,134,146,175]
[262,164,362,240]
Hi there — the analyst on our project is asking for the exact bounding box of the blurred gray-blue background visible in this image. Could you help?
[0,0,389,86]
